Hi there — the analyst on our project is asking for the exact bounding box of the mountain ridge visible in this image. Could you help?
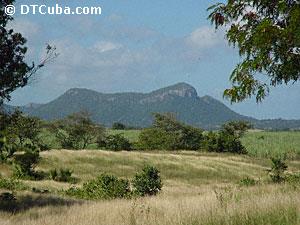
[4,82,300,130]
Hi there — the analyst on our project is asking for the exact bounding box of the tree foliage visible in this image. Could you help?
[52,111,105,149]
[138,113,203,150]
[0,0,58,104]
[203,121,251,154]
[99,134,132,151]
[132,165,162,197]
[6,110,41,147]
[208,0,300,102]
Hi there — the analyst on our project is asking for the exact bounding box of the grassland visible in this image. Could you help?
[0,131,300,225]
[107,129,300,159]
[241,131,300,159]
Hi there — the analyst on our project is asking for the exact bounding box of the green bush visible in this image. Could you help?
[138,113,203,150]
[13,144,40,179]
[285,173,300,184]
[239,177,257,186]
[0,177,28,191]
[268,157,288,183]
[112,122,126,130]
[102,134,132,151]
[202,121,250,154]
[138,128,177,150]
[49,168,75,183]
[66,174,131,200]
[132,165,162,197]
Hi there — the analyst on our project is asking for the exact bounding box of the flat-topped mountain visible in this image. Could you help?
[5,83,300,130]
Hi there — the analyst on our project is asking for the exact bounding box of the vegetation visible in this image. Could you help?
[208,0,300,102]
[0,150,299,225]
[98,134,132,151]
[12,144,40,180]
[66,165,162,200]
[5,110,41,147]
[66,174,131,200]
[0,177,27,191]
[202,121,251,154]
[132,165,162,197]
[268,156,288,183]
[0,0,57,104]
[49,168,75,183]
[112,122,126,130]
[138,113,203,150]
[51,112,105,149]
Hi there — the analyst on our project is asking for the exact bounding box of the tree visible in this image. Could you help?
[100,134,132,151]
[53,112,105,149]
[208,1,300,102]
[220,121,252,138]
[6,110,41,147]
[202,121,251,154]
[0,0,58,105]
[112,122,126,130]
[138,113,203,150]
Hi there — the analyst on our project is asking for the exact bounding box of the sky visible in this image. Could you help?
[7,0,300,119]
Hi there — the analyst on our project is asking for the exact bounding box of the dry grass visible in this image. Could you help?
[1,150,299,225]
[0,185,299,225]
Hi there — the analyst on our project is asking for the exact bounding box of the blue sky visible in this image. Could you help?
[8,0,300,119]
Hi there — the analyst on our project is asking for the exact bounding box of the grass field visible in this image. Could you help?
[107,129,300,159]
[1,131,300,225]
[1,149,300,225]
[241,131,300,159]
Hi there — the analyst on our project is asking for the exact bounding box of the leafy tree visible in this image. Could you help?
[208,1,300,102]
[53,112,105,149]
[203,121,250,154]
[220,121,252,138]
[6,110,41,147]
[138,113,203,150]
[138,128,178,150]
[0,0,57,105]
[100,134,132,151]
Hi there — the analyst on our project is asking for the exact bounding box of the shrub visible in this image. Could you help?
[13,144,40,179]
[0,177,28,191]
[138,113,203,150]
[112,122,126,130]
[268,157,288,183]
[132,165,162,197]
[66,174,131,200]
[103,134,132,151]
[217,133,247,154]
[239,177,257,186]
[202,121,250,154]
[285,173,300,184]
[50,168,75,183]
[138,128,177,150]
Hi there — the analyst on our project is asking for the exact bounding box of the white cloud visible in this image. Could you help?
[8,19,39,39]
[93,41,122,53]
[186,26,224,49]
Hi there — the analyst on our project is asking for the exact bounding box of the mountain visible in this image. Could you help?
[5,82,300,130]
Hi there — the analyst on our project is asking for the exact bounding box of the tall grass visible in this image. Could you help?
[241,131,300,159]
[0,185,299,225]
